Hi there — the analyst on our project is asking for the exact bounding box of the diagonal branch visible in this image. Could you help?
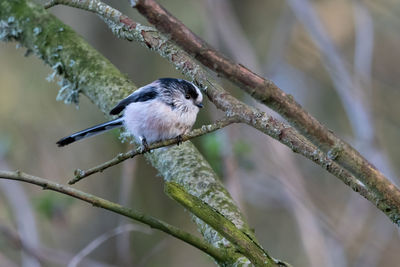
[69,117,239,184]
[0,170,239,265]
[165,182,289,267]
[41,0,400,225]
[130,0,400,224]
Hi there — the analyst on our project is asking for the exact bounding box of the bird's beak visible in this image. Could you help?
[196,102,204,108]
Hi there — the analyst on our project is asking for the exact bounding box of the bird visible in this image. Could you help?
[56,78,203,149]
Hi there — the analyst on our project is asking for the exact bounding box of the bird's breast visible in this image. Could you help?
[123,100,198,143]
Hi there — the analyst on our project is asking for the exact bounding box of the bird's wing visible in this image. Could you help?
[109,85,158,115]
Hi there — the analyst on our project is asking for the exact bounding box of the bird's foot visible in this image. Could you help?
[141,137,150,152]
[176,135,183,146]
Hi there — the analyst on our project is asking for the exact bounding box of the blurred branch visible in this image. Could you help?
[137,238,168,267]
[286,0,397,181]
[40,0,400,225]
[287,0,400,249]
[203,0,248,212]
[0,170,237,265]
[0,182,41,267]
[0,225,42,266]
[0,251,18,267]
[354,1,374,96]
[204,0,261,71]
[165,182,288,267]
[116,156,137,266]
[0,167,41,267]
[69,116,240,184]
[130,0,400,223]
[287,0,374,140]
[68,224,151,267]
[0,225,115,267]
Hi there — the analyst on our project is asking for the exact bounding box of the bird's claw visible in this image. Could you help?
[176,135,183,146]
[141,138,150,152]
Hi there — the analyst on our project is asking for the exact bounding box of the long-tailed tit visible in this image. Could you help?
[56,78,203,148]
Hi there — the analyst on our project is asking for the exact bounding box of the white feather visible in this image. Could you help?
[123,98,199,143]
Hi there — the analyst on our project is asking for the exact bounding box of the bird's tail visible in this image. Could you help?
[56,117,124,147]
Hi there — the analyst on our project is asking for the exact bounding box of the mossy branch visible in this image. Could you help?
[165,182,290,267]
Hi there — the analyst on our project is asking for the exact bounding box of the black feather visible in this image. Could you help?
[56,136,76,147]
[109,86,158,115]
[158,78,198,99]
[56,118,123,147]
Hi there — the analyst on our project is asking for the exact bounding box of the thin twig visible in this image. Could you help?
[116,156,137,265]
[0,226,114,267]
[69,117,239,184]
[68,224,151,267]
[0,170,238,265]
[0,159,41,267]
[42,0,400,225]
[0,180,41,267]
[0,225,42,266]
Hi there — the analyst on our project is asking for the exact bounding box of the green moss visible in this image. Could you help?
[165,182,278,266]
[1,0,134,108]
[327,144,344,160]
[146,142,258,246]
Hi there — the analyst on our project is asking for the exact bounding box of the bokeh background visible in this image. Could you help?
[1,0,400,266]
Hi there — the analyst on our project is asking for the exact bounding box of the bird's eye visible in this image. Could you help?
[185,94,190,99]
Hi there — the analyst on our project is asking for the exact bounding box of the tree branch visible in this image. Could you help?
[70,117,239,184]
[131,0,400,224]
[40,0,400,225]
[165,182,289,267]
[0,170,238,265]
[0,0,267,264]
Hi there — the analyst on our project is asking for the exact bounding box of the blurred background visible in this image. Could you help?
[1,0,400,266]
